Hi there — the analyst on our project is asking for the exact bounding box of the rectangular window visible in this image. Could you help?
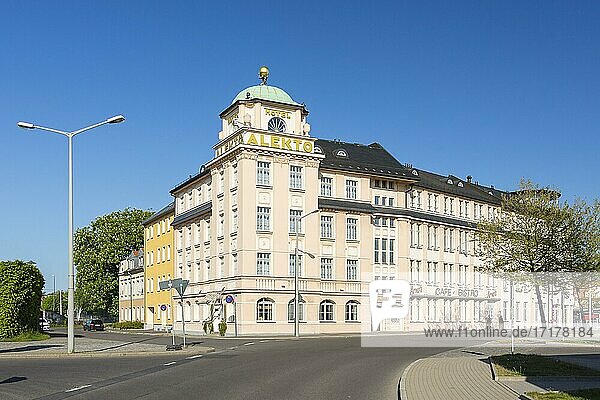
[232,209,238,233]
[389,239,395,264]
[374,195,380,205]
[256,253,271,276]
[218,213,224,237]
[289,165,303,189]
[289,209,302,233]
[257,207,271,231]
[257,161,271,186]
[410,260,421,282]
[320,215,333,239]
[443,263,453,285]
[381,238,388,264]
[320,176,332,196]
[427,262,437,284]
[289,254,303,277]
[346,259,358,281]
[374,238,380,263]
[320,258,333,279]
[346,218,358,241]
[345,180,357,199]
[388,198,394,207]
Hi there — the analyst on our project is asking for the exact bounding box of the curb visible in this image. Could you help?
[398,358,424,400]
[0,346,215,359]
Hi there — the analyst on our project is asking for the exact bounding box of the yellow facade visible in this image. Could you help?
[143,203,175,330]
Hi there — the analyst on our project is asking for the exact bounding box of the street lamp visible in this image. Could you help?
[16,115,125,354]
[294,209,319,337]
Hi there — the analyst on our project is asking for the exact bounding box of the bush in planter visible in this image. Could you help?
[203,320,214,334]
[218,320,227,336]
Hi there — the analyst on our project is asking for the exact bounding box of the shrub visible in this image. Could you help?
[0,260,45,339]
[218,320,227,336]
[203,321,214,334]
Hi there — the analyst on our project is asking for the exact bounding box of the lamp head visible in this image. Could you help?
[107,115,125,124]
[17,121,35,129]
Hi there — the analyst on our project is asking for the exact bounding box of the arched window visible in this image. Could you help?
[256,298,274,321]
[287,299,305,321]
[319,300,335,321]
[185,301,192,322]
[345,301,359,322]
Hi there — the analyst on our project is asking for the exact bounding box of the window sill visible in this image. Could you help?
[256,320,276,323]
[289,188,305,193]
[290,232,305,237]
[344,320,360,323]
[320,237,335,241]
[256,184,272,189]
[319,320,336,323]
[257,230,272,234]
[287,321,307,323]
[346,239,359,243]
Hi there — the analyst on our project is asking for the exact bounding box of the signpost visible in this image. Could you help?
[159,278,189,348]
[225,294,237,337]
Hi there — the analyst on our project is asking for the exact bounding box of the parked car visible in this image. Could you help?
[83,319,105,331]
[39,318,50,331]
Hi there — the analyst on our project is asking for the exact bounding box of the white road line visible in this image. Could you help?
[259,340,269,343]
[163,361,176,366]
[229,346,239,350]
[65,385,91,392]
[243,342,255,346]
[186,354,204,359]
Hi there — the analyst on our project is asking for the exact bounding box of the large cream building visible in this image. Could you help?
[168,69,572,335]
[118,249,145,323]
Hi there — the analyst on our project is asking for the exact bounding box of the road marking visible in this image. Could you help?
[229,346,238,350]
[243,342,254,346]
[186,354,204,359]
[163,361,176,366]
[259,340,269,343]
[65,385,91,392]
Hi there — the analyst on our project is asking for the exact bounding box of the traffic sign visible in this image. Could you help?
[225,294,235,304]
[158,278,189,297]
[160,304,167,312]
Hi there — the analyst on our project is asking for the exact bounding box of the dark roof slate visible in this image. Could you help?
[318,198,376,214]
[412,170,502,205]
[172,201,212,227]
[315,139,418,181]
[374,206,477,229]
[142,202,175,226]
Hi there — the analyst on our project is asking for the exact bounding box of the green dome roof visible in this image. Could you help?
[232,85,300,106]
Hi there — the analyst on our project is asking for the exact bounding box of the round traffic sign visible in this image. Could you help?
[160,304,167,311]
[225,295,235,304]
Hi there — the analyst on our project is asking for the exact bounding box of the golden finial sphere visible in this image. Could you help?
[259,66,270,79]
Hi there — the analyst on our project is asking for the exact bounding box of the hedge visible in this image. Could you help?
[0,260,44,339]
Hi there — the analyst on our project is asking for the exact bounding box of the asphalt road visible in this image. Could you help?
[0,330,447,400]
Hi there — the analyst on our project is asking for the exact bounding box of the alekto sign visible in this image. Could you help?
[215,131,314,157]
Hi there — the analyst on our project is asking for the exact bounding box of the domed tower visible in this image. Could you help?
[215,67,312,158]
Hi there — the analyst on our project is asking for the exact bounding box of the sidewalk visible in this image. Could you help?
[400,353,517,400]
[0,334,212,358]
[400,344,600,400]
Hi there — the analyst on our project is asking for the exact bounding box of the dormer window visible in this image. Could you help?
[335,149,347,158]
[267,117,286,133]
[447,178,453,185]
[458,182,464,187]
[411,169,418,176]
[314,146,323,154]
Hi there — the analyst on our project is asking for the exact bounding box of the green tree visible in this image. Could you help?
[477,180,600,325]
[0,260,45,338]
[41,290,68,315]
[74,208,152,319]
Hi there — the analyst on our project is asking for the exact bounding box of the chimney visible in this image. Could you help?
[467,175,472,183]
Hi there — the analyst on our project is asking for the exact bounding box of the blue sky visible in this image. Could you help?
[1,1,599,291]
